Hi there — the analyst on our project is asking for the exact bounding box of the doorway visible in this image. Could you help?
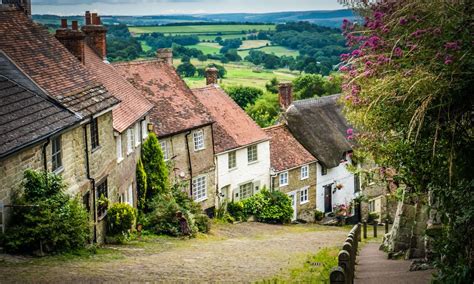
[288,192,297,221]
[324,184,333,213]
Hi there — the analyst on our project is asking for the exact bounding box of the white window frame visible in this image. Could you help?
[141,120,148,140]
[300,187,309,204]
[134,123,141,147]
[301,165,309,180]
[116,134,123,163]
[279,172,289,186]
[160,140,170,161]
[228,151,237,170]
[239,182,254,200]
[128,183,134,206]
[127,128,134,155]
[192,175,207,202]
[247,144,258,163]
[52,135,63,173]
[193,130,205,151]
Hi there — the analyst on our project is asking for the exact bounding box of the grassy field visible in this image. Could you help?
[187,42,221,54]
[129,24,275,35]
[238,40,271,50]
[173,58,299,89]
[239,45,300,58]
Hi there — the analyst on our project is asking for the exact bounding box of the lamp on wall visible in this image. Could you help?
[147,123,154,132]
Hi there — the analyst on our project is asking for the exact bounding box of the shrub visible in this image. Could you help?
[367,212,379,224]
[106,203,137,236]
[136,158,147,212]
[314,210,324,222]
[242,189,293,224]
[227,201,247,222]
[2,170,89,254]
[194,214,211,233]
[142,133,169,203]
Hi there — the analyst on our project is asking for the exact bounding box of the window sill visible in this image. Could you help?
[300,200,309,205]
[228,167,238,172]
[127,150,134,156]
[135,142,141,148]
[300,176,309,181]
[91,146,101,154]
[194,147,205,152]
[194,197,208,203]
[280,183,289,187]
[53,166,64,175]
[248,160,259,165]
[117,157,124,164]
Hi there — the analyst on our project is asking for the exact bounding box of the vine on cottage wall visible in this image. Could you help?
[338,0,473,281]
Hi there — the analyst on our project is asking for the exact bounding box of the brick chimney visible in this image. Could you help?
[278,82,293,110]
[156,48,173,66]
[81,11,108,60]
[3,0,31,16]
[55,19,86,64]
[205,67,219,85]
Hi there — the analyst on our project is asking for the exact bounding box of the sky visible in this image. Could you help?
[31,0,346,16]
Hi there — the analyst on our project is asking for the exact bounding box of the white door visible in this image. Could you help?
[288,192,297,221]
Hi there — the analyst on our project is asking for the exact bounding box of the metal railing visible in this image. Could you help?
[330,223,361,284]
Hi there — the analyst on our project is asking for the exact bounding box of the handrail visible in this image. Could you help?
[330,223,361,284]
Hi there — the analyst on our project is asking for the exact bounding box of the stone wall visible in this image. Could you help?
[273,163,317,222]
[159,125,216,210]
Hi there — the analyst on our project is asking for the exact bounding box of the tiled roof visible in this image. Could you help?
[0,74,79,159]
[192,85,269,153]
[263,124,317,172]
[0,8,119,118]
[84,46,153,133]
[285,94,352,168]
[113,60,213,137]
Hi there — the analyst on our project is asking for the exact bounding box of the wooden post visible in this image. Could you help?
[338,250,351,284]
[373,221,378,238]
[385,220,389,234]
[363,221,367,239]
[330,266,346,284]
[358,223,362,242]
[342,242,354,282]
[0,201,4,234]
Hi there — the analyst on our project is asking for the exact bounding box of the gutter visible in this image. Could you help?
[184,130,193,197]
[83,122,97,243]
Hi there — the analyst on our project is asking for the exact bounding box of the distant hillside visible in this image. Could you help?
[33,9,356,28]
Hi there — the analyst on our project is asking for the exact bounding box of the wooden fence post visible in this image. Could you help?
[330,266,346,284]
[363,221,367,239]
[342,242,354,282]
[357,223,362,242]
[385,220,389,234]
[338,250,351,284]
[373,221,378,238]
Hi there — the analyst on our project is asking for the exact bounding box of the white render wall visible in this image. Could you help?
[216,141,271,201]
[316,158,356,213]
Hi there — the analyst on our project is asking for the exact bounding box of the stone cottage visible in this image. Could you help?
[264,123,317,222]
[283,94,360,215]
[192,70,271,205]
[114,53,217,213]
[0,2,120,242]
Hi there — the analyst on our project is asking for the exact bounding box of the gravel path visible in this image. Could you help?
[0,223,349,283]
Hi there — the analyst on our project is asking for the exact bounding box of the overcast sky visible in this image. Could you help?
[31,0,346,15]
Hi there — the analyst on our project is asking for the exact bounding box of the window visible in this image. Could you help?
[116,135,123,162]
[192,175,207,202]
[279,172,289,186]
[160,140,170,161]
[128,184,134,206]
[127,128,134,154]
[134,123,141,147]
[368,200,375,212]
[82,191,90,212]
[321,165,328,176]
[301,165,309,180]
[193,130,205,151]
[247,145,258,163]
[239,182,253,200]
[51,136,62,172]
[96,179,108,219]
[91,118,99,149]
[141,120,148,140]
[300,187,309,204]
[228,151,237,169]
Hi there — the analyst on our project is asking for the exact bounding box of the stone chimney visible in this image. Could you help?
[205,67,219,85]
[81,11,108,60]
[55,19,86,64]
[3,0,31,16]
[278,82,293,110]
[156,48,173,66]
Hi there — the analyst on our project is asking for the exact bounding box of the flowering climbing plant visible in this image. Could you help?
[338,0,473,281]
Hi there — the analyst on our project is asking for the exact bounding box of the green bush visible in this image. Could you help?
[227,201,247,222]
[136,158,147,212]
[106,203,136,236]
[242,189,293,224]
[368,212,379,224]
[142,133,169,204]
[314,210,324,222]
[2,170,90,254]
[194,214,211,233]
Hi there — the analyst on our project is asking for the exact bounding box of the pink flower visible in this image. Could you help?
[340,53,350,61]
[347,128,354,135]
[399,17,408,25]
[351,49,362,57]
[394,47,403,57]
[339,66,349,72]
[444,55,453,65]
[444,41,461,51]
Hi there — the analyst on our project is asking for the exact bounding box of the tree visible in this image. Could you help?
[245,92,279,127]
[293,74,326,99]
[265,77,280,94]
[207,63,227,78]
[340,0,473,281]
[136,158,147,212]
[142,133,169,201]
[225,85,264,109]
[176,62,196,77]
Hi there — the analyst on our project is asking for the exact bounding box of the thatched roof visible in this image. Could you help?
[284,94,352,168]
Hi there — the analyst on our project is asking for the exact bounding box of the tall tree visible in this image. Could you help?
[142,133,169,200]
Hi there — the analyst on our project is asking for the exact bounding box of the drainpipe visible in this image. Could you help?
[83,123,97,243]
[42,137,51,172]
[184,131,193,197]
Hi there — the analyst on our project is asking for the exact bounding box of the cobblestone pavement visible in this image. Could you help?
[0,222,349,283]
[355,242,435,284]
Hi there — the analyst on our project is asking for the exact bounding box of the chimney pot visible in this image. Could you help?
[96,16,101,25]
[85,11,91,25]
[156,48,173,66]
[71,20,78,31]
[61,18,67,29]
[91,13,98,25]
[205,67,219,85]
[278,82,293,110]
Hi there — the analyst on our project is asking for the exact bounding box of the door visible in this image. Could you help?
[324,184,332,213]
[288,192,297,221]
